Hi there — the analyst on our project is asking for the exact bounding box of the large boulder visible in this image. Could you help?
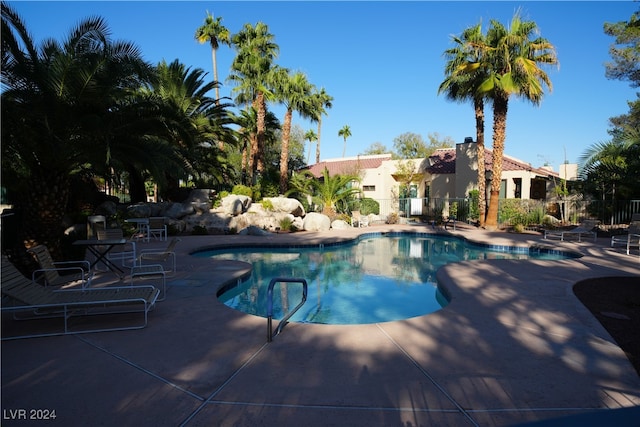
[331,219,351,230]
[164,202,194,219]
[184,189,214,213]
[263,196,305,217]
[303,212,331,231]
[219,195,252,216]
[238,225,271,236]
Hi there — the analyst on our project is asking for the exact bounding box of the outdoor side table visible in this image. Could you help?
[73,238,127,279]
[130,264,166,301]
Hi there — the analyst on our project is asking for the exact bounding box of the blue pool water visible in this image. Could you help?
[198,233,572,325]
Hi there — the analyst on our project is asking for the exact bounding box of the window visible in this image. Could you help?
[362,185,375,191]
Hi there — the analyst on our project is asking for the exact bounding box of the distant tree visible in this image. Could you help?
[304,129,318,164]
[194,11,230,103]
[604,9,640,88]
[308,87,333,163]
[361,142,389,155]
[392,132,453,159]
[338,125,352,157]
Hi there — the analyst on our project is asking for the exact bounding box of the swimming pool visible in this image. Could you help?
[199,233,573,325]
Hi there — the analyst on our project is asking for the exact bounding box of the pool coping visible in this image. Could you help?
[2,223,639,426]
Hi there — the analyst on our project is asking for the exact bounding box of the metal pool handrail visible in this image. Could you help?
[267,277,308,342]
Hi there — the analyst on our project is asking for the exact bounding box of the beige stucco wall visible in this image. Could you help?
[454,142,478,198]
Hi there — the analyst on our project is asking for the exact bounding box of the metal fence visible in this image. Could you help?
[372,198,640,227]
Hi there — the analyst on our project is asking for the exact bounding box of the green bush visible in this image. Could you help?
[232,185,253,197]
[279,217,294,232]
[360,198,380,215]
[261,199,274,211]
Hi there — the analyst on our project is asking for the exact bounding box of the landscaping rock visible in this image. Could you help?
[303,212,331,231]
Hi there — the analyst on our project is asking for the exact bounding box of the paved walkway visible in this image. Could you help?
[2,223,639,426]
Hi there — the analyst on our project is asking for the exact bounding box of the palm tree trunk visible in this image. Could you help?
[474,98,487,227]
[211,46,220,104]
[280,108,293,194]
[255,92,266,178]
[21,170,70,258]
[485,96,508,230]
[315,118,322,164]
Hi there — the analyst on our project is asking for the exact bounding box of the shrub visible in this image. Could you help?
[231,185,253,197]
[360,198,380,215]
[279,217,294,232]
[191,225,208,235]
[261,199,274,211]
[386,212,399,224]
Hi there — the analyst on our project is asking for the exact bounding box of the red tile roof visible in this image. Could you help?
[427,148,559,178]
[304,155,392,178]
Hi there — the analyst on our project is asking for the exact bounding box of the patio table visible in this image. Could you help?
[73,238,127,279]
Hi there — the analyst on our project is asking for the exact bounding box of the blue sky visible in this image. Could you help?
[7,1,637,169]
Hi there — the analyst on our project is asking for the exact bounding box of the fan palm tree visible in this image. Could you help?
[1,3,154,253]
[308,87,333,163]
[229,22,279,183]
[439,23,489,226]
[194,11,230,104]
[461,12,557,229]
[304,129,318,164]
[338,125,352,157]
[271,68,313,193]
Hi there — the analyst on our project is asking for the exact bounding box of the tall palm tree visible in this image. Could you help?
[338,125,352,157]
[1,3,153,254]
[309,87,333,163]
[439,23,489,226]
[465,12,557,229]
[272,68,313,193]
[304,129,318,164]
[229,22,279,183]
[194,11,230,103]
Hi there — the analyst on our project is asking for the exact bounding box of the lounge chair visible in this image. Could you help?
[147,217,167,241]
[96,228,137,267]
[137,237,180,275]
[27,245,93,289]
[350,211,369,228]
[1,255,160,340]
[544,219,600,242]
[611,215,640,255]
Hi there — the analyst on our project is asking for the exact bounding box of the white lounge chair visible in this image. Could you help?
[1,255,160,340]
[611,215,640,255]
[544,219,600,242]
[27,244,93,289]
[350,211,369,228]
[137,237,180,275]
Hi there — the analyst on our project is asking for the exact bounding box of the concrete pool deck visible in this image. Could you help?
[1,223,639,426]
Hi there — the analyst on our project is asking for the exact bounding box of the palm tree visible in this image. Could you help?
[141,59,236,200]
[464,12,557,229]
[287,168,361,217]
[338,125,352,158]
[304,129,318,164]
[229,22,279,183]
[308,88,333,163]
[1,3,154,254]
[194,11,230,104]
[272,68,313,193]
[439,23,489,226]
